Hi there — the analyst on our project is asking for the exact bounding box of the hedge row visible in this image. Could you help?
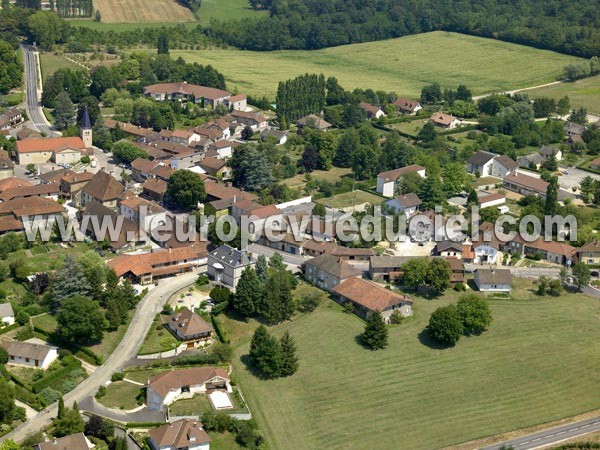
[0,323,19,336]
[32,360,81,393]
[76,347,103,365]
[210,315,230,344]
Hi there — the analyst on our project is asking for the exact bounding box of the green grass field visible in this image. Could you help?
[138,315,179,355]
[170,32,582,98]
[317,190,384,209]
[229,280,600,450]
[39,53,81,82]
[195,0,266,25]
[525,75,600,114]
[98,381,143,410]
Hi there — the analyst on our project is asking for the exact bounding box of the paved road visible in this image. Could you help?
[482,415,600,450]
[248,243,308,272]
[21,45,57,137]
[0,272,197,444]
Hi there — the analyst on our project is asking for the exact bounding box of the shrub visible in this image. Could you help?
[196,274,209,286]
[453,283,466,292]
[38,387,61,405]
[389,310,403,325]
[95,386,106,399]
[60,380,78,394]
[111,372,125,382]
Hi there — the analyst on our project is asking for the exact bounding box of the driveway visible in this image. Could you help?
[556,166,600,191]
[0,272,197,444]
[79,397,165,424]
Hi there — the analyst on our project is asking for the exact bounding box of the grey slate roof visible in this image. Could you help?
[475,268,512,285]
[0,302,14,318]
[467,151,496,166]
[209,245,252,268]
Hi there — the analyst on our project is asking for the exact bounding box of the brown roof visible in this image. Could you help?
[394,98,421,112]
[0,215,24,232]
[120,196,166,214]
[0,177,33,193]
[578,241,600,254]
[495,155,519,170]
[0,196,65,218]
[430,112,458,126]
[199,156,226,171]
[0,183,60,201]
[378,165,425,182]
[142,178,168,195]
[297,114,332,129]
[205,181,256,202]
[131,158,160,173]
[147,367,230,397]
[228,93,247,102]
[81,201,140,250]
[503,172,549,194]
[16,128,42,140]
[478,192,505,204]
[394,193,422,208]
[108,247,202,277]
[525,239,577,257]
[149,419,210,449]
[35,433,91,450]
[60,170,94,185]
[305,254,362,279]
[144,82,231,100]
[590,157,600,167]
[151,165,175,180]
[359,101,381,115]
[82,170,124,202]
[2,340,56,361]
[167,307,213,339]
[231,109,266,123]
[475,268,512,285]
[16,137,85,154]
[333,277,412,312]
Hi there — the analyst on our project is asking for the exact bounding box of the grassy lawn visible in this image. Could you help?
[317,190,384,209]
[0,92,24,106]
[526,75,600,115]
[281,167,352,191]
[196,0,267,25]
[228,279,600,450]
[389,118,428,137]
[138,315,180,355]
[169,394,213,416]
[473,176,502,187]
[31,313,58,334]
[6,242,93,278]
[123,368,167,384]
[88,310,134,360]
[39,53,81,82]
[209,432,244,450]
[98,381,143,410]
[0,279,27,300]
[169,31,581,98]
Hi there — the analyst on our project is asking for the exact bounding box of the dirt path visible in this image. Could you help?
[473,80,564,100]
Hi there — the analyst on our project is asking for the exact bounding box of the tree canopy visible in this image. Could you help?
[165,170,206,211]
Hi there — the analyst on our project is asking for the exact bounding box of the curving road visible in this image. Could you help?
[21,44,58,137]
[0,272,197,444]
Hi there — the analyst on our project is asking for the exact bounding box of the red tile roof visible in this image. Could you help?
[16,137,85,154]
[333,277,411,312]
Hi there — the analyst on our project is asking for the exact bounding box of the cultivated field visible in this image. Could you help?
[525,75,600,114]
[92,0,195,23]
[229,280,600,450]
[171,32,582,98]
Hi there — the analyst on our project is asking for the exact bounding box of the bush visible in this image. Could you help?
[453,283,466,292]
[95,386,106,399]
[60,380,78,394]
[38,387,61,405]
[389,310,403,325]
[15,325,34,341]
[196,274,209,286]
[111,372,125,382]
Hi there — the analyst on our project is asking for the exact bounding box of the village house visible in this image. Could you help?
[0,182,60,202]
[0,302,14,326]
[142,178,168,203]
[80,201,144,251]
[59,170,95,201]
[376,165,426,197]
[303,253,362,293]
[590,157,600,171]
[0,108,23,130]
[359,102,386,119]
[207,245,255,288]
[430,112,460,129]
[2,339,59,369]
[144,82,231,109]
[518,152,545,170]
[522,239,576,266]
[467,151,518,178]
[302,240,375,260]
[120,196,167,234]
[109,246,205,285]
[149,419,211,450]
[146,367,231,411]
[435,240,463,258]
[385,193,422,218]
[446,256,465,284]
[16,137,86,165]
[166,307,213,349]
[230,110,268,130]
[131,158,162,183]
[474,267,512,293]
[492,155,519,178]
[368,255,416,282]
[538,145,562,161]
[297,114,332,131]
[80,170,124,208]
[0,158,14,180]
[260,129,289,146]
[0,196,66,233]
[34,433,95,450]
[394,98,422,115]
[169,130,201,147]
[208,140,234,159]
[333,277,413,322]
[477,192,506,209]
[256,231,304,256]
[503,172,549,197]
[472,237,501,264]
[198,156,231,179]
[564,122,585,137]
[225,93,248,111]
[16,128,42,141]
[577,241,600,265]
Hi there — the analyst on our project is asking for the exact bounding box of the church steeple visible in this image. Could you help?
[80,107,92,148]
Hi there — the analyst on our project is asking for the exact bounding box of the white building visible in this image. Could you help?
[2,340,59,369]
[385,193,422,218]
[473,241,501,265]
[146,367,231,411]
[119,196,167,235]
[207,245,255,288]
[474,268,512,293]
[376,165,426,198]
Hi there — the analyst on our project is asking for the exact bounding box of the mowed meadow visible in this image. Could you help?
[171,32,582,98]
[229,281,600,450]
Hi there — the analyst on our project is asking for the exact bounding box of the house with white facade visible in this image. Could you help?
[2,340,59,369]
[207,245,255,288]
[120,196,167,234]
[149,419,211,450]
[473,240,501,264]
[146,367,231,411]
[385,193,422,218]
[474,268,512,293]
[376,165,426,198]
[467,151,518,178]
